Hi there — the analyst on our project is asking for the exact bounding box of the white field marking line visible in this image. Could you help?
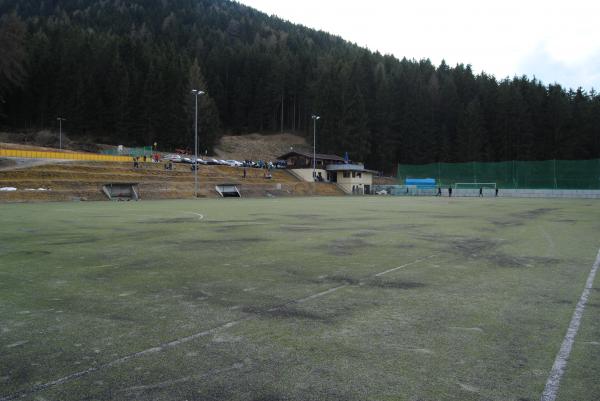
[286,285,349,306]
[0,255,431,400]
[0,318,251,401]
[185,212,204,220]
[539,226,556,258]
[540,248,600,401]
[375,255,436,277]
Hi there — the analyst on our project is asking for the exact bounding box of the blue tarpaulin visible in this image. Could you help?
[405,178,436,188]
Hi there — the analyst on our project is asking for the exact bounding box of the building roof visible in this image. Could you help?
[277,151,345,162]
[326,163,378,174]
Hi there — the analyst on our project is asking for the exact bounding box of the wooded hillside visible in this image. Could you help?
[1,0,599,172]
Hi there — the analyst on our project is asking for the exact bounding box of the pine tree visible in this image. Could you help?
[0,13,27,106]
[188,58,222,154]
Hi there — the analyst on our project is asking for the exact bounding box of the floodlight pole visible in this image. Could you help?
[311,115,320,179]
[192,90,205,198]
[57,117,66,150]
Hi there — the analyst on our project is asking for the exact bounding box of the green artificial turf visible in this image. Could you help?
[0,196,599,401]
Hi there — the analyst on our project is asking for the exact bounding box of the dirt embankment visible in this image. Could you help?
[214,133,310,161]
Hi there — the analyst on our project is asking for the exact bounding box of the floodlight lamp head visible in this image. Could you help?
[312,115,320,120]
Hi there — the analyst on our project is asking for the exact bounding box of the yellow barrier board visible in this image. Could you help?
[0,149,132,162]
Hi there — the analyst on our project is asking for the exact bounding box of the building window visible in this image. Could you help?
[357,172,362,178]
[343,171,350,178]
[352,171,356,178]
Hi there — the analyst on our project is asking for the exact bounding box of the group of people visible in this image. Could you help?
[132,154,162,168]
[351,185,363,195]
[436,187,499,197]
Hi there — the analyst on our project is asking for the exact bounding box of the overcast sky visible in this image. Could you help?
[237,0,600,91]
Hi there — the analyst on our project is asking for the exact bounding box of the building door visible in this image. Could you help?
[364,185,371,195]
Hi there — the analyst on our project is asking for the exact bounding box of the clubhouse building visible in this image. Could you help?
[277,151,376,194]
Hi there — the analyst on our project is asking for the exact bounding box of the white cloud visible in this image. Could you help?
[237,0,600,89]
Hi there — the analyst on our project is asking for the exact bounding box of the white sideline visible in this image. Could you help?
[541,248,600,401]
[0,255,430,400]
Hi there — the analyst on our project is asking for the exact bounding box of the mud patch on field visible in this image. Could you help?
[214,224,263,232]
[367,278,426,289]
[324,275,361,285]
[489,218,524,227]
[387,223,424,230]
[47,235,100,245]
[169,237,267,250]
[487,254,561,268]
[430,214,471,220]
[279,224,321,232]
[513,208,558,220]
[286,213,324,219]
[325,238,370,256]
[352,229,378,238]
[243,305,330,322]
[6,250,51,257]
[452,237,500,257]
[553,299,573,305]
[552,219,578,224]
[251,394,287,401]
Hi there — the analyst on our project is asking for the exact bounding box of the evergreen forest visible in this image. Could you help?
[1,0,599,172]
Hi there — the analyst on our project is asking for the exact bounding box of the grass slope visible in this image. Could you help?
[0,197,599,401]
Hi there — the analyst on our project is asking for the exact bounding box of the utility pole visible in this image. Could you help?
[311,115,320,179]
[191,90,205,197]
[56,117,66,150]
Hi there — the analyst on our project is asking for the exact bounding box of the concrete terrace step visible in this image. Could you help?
[0,160,344,201]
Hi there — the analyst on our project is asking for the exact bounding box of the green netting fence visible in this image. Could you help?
[397,159,600,189]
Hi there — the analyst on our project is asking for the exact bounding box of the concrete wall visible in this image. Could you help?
[336,172,373,194]
[372,185,600,198]
[291,168,328,182]
[435,188,599,198]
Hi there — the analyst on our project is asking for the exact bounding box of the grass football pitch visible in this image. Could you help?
[1,196,599,401]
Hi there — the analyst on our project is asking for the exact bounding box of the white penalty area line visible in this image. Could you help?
[0,255,432,400]
[541,248,600,401]
[375,255,436,277]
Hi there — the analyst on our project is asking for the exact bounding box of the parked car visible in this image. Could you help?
[275,160,287,169]
[162,154,182,162]
[206,159,220,165]
[226,160,244,167]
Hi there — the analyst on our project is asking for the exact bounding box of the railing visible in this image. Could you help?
[0,148,132,162]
